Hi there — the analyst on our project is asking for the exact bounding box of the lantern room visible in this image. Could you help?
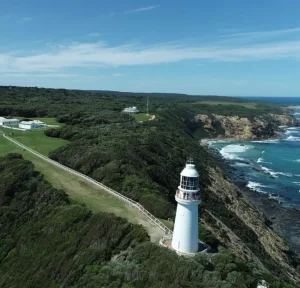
[180,163,199,192]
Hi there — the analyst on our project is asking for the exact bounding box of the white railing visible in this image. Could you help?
[159,235,210,255]
[3,134,173,235]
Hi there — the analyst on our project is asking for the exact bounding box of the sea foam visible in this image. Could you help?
[286,127,299,130]
[247,181,268,193]
[252,139,279,144]
[257,158,263,163]
[284,136,300,142]
[260,166,278,178]
[220,144,252,160]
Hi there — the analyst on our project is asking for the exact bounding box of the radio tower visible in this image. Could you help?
[146,96,149,115]
[171,158,201,254]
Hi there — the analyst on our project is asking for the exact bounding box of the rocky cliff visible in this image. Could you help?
[202,166,300,285]
[195,113,296,140]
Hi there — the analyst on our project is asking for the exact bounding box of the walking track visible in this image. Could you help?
[2,134,172,242]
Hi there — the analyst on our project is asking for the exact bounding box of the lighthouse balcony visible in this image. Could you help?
[176,190,200,201]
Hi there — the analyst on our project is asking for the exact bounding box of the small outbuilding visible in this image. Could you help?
[122,107,139,114]
[19,120,47,130]
[0,117,20,127]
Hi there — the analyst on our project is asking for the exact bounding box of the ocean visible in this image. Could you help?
[210,97,300,208]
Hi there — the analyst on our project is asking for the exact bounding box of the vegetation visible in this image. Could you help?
[131,113,153,121]
[0,136,159,238]
[0,86,298,286]
[0,127,69,156]
[193,101,258,109]
[0,154,293,288]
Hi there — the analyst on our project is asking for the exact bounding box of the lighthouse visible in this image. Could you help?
[171,159,201,254]
[257,280,269,288]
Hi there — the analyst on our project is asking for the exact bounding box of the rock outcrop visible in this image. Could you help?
[195,113,296,140]
[202,166,300,285]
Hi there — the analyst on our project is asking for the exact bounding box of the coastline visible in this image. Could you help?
[199,133,282,146]
[201,131,300,254]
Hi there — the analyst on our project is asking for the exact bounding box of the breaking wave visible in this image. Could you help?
[247,181,268,193]
[233,162,251,167]
[285,130,298,135]
[285,127,299,131]
[284,136,300,142]
[220,144,252,160]
[260,166,278,178]
[252,139,279,144]
[276,172,293,177]
[257,158,263,163]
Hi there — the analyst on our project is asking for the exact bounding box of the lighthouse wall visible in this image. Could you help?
[172,202,199,253]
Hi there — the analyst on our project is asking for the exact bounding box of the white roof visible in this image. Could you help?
[181,164,199,177]
[0,117,19,122]
[20,120,45,125]
[20,121,34,125]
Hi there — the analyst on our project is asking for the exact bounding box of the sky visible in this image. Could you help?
[1,0,300,96]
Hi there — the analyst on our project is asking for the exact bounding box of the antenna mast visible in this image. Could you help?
[147,96,149,115]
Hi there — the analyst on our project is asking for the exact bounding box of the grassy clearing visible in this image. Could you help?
[0,136,22,156]
[0,127,69,156]
[0,136,164,241]
[159,218,174,230]
[194,101,258,109]
[131,113,153,121]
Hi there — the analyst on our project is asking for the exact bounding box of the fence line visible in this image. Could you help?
[3,134,173,235]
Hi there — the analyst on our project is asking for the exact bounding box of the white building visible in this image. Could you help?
[0,117,19,127]
[257,280,269,288]
[160,159,209,255]
[19,120,47,130]
[171,160,201,254]
[123,107,139,114]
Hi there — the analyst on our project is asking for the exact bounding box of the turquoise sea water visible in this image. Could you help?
[210,100,300,208]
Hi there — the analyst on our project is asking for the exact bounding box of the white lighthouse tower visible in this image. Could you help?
[257,280,269,288]
[171,159,201,254]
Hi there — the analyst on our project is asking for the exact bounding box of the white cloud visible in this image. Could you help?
[2,72,80,78]
[125,5,160,13]
[1,39,300,74]
[221,27,300,43]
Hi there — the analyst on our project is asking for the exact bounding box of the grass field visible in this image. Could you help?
[0,127,69,156]
[194,101,258,109]
[0,135,164,241]
[131,113,153,121]
[0,136,22,156]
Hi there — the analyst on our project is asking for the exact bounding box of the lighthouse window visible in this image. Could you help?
[181,176,198,190]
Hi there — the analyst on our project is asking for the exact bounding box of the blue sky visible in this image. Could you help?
[1,0,300,96]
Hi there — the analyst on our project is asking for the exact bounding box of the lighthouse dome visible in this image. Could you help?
[181,164,199,177]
